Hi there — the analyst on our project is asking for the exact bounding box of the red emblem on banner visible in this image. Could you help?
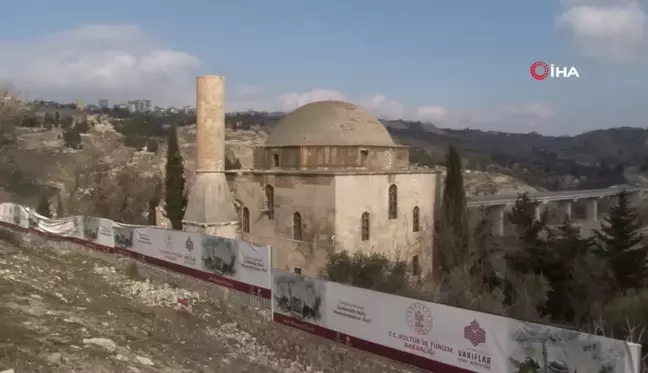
[464,320,486,347]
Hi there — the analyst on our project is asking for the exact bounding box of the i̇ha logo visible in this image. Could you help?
[185,237,194,252]
[406,303,433,335]
[464,320,486,347]
[530,61,580,81]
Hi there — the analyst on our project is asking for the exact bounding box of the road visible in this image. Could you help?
[467,186,643,207]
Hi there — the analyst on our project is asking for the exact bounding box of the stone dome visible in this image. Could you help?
[265,100,395,147]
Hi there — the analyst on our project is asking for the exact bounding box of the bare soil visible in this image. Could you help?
[0,230,416,373]
[0,233,313,373]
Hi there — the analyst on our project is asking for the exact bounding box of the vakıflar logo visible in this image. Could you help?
[530,60,580,81]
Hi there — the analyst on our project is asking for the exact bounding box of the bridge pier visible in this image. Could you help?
[493,205,505,236]
[585,199,598,221]
[561,201,572,221]
[534,201,548,221]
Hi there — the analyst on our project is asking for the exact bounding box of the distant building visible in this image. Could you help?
[75,100,85,110]
[126,99,153,112]
[98,99,109,109]
[142,100,152,112]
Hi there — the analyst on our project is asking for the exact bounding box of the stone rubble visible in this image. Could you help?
[0,235,415,372]
[90,264,323,373]
[92,264,201,309]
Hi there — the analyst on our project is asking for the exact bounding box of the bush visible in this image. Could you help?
[36,193,51,218]
[146,138,159,153]
[74,120,90,133]
[123,135,148,150]
[0,228,23,248]
[63,128,82,149]
[321,250,413,296]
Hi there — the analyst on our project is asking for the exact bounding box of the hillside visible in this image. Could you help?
[0,111,541,209]
[0,229,412,373]
[385,122,647,190]
[1,104,645,210]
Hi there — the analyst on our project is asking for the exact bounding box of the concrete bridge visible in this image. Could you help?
[466,186,645,236]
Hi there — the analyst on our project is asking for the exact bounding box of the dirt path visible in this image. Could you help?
[0,231,416,373]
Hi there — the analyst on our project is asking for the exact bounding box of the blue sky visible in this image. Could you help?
[0,0,646,134]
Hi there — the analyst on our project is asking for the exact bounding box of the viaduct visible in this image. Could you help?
[466,187,646,236]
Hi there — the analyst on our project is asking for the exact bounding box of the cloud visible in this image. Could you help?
[272,88,553,133]
[0,24,557,133]
[278,89,347,111]
[358,94,406,120]
[556,0,647,61]
[416,106,449,122]
[0,24,201,106]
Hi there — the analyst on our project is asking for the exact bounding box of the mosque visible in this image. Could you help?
[182,76,440,277]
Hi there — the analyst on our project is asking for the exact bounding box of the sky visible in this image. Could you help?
[0,0,646,135]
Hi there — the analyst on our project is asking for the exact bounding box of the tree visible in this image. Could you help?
[20,115,40,128]
[321,250,413,296]
[74,119,90,133]
[0,84,21,147]
[44,112,54,127]
[36,193,51,218]
[164,125,187,230]
[436,146,468,273]
[63,128,82,149]
[507,193,547,249]
[67,155,161,224]
[503,193,552,314]
[146,138,159,153]
[595,190,648,291]
[465,213,502,290]
[56,194,65,218]
[148,182,162,226]
[60,116,74,129]
[543,220,596,322]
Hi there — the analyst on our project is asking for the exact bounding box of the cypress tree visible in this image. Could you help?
[437,146,468,273]
[36,193,51,218]
[544,220,594,321]
[595,190,648,291]
[164,125,187,230]
[55,194,64,218]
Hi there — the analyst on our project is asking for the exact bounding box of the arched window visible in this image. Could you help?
[265,184,275,220]
[361,212,370,241]
[388,184,398,219]
[412,206,420,232]
[242,207,250,233]
[293,212,302,241]
[412,255,420,276]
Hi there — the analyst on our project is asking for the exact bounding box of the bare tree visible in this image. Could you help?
[432,265,508,315]
[0,82,22,148]
[66,154,162,224]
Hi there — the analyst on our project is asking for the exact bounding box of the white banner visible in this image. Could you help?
[78,216,115,248]
[33,215,77,237]
[9,204,29,229]
[201,235,271,292]
[112,222,145,251]
[271,270,639,373]
[144,227,202,271]
[129,226,156,256]
[508,320,637,373]
[0,203,9,223]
